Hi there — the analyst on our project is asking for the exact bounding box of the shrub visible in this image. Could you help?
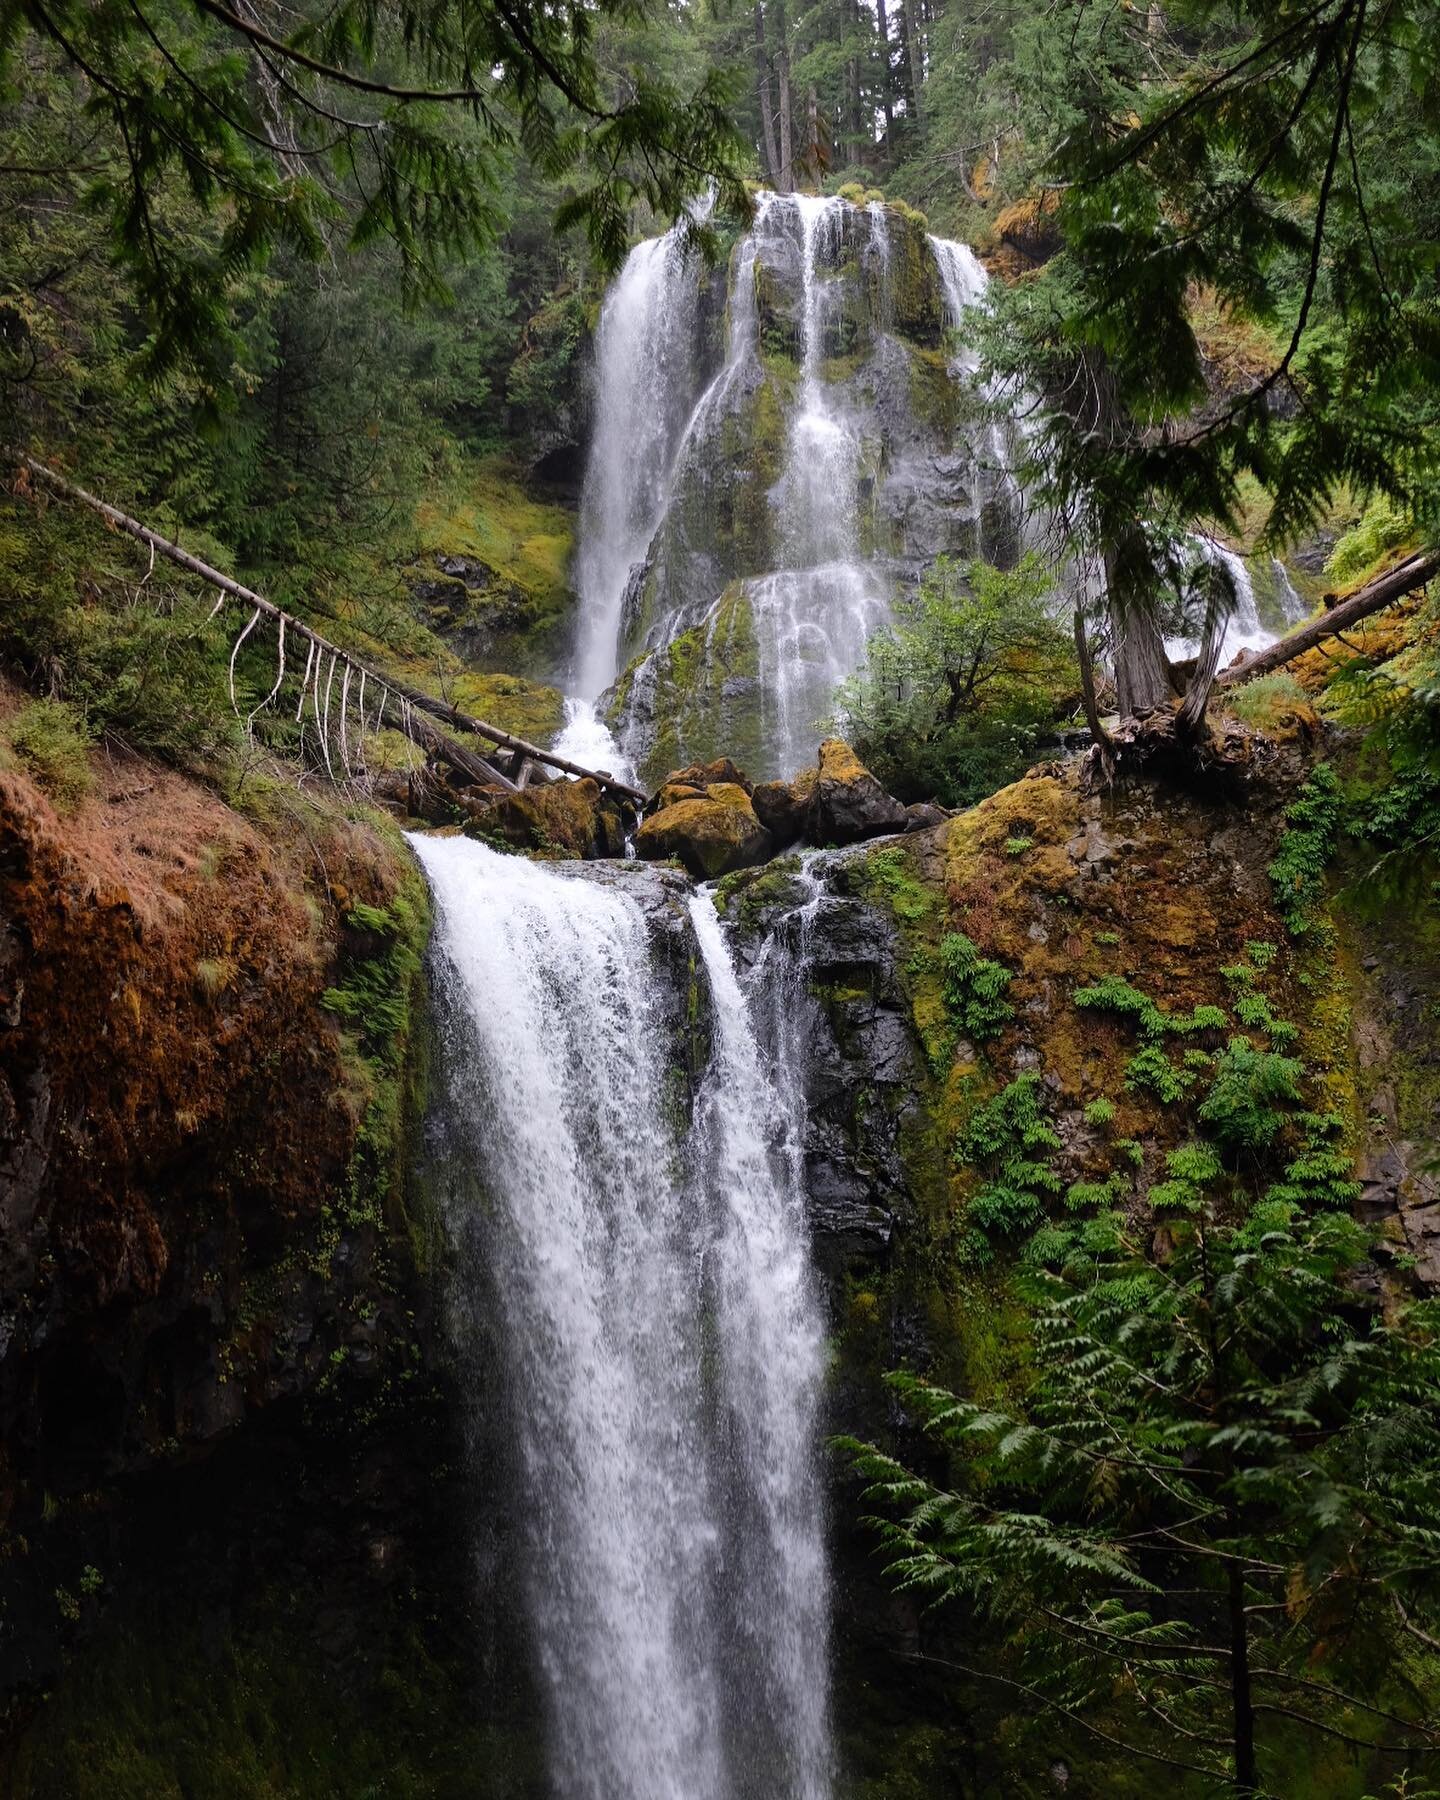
[1198,1038,1304,1151]
[957,1074,1062,1239]
[1149,1141,1223,1213]
[939,931,1013,1043]
[1268,764,1341,935]
[6,698,94,812]
[1227,672,1308,731]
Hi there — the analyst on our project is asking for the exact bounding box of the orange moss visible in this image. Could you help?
[0,712,411,1324]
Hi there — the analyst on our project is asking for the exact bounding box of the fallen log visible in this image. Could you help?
[1217,549,1439,688]
[12,452,646,805]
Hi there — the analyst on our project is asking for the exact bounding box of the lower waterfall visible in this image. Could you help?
[412,832,832,1800]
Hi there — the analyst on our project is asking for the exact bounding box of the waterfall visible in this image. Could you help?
[1168,536,1275,666]
[415,832,831,1799]
[569,191,1016,787]
[573,225,705,701]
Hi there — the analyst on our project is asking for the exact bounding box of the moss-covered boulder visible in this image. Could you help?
[634,782,771,879]
[462,777,626,860]
[810,739,908,845]
[751,768,816,849]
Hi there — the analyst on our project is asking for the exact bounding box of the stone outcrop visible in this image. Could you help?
[751,769,816,848]
[808,739,909,845]
[462,775,628,859]
[637,741,908,874]
[0,735,440,1713]
[635,780,771,880]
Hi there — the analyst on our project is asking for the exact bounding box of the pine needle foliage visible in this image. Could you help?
[2,0,749,391]
[839,1207,1440,1792]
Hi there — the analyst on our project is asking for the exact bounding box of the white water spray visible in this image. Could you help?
[417,834,832,1799]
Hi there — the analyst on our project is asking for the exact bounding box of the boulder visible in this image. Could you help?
[903,801,949,833]
[808,739,908,846]
[751,768,816,849]
[656,780,709,809]
[463,777,627,859]
[635,782,771,880]
[655,757,753,800]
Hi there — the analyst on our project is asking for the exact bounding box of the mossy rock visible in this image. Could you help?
[461,776,626,860]
[451,672,565,744]
[411,459,576,678]
[634,783,771,880]
[610,583,767,788]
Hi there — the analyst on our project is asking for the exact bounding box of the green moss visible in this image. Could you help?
[4,696,94,812]
[451,670,564,743]
[906,345,959,436]
[611,582,764,786]
[321,846,432,1229]
[855,843,935,924]
[413,456,576,675]
[9,1609,538,1800]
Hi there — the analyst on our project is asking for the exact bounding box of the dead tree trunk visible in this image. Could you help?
[12,453,646,803]
[1217,550,1439,687]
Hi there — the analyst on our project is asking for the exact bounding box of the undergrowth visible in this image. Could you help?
[4,697,93,812]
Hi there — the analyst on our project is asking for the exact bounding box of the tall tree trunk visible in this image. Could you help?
[846,0,863,157]
[1227,1548,1257,1792]
[1073,606,1111,746]
[1108,593,1175,714]
[901,0,924,123]
[775,0,794,191]
[874,0,895,141]
[1105,535,1175,715]
[753,1,782,186]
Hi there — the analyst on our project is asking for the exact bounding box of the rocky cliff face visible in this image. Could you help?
[0,725,498,1781]
[584,195,1021,785]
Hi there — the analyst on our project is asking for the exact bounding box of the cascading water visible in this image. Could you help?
[415,832,831,1799]
[753,194,891,780]
[572,226,707,702]
[568,191,1017,787]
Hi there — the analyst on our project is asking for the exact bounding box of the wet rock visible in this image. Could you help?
[903,801,948,833]
[462,777,627,860]
[634,783,771,880]
[808,740,908,846]
[657,756,753,798]
[751,769,817,849]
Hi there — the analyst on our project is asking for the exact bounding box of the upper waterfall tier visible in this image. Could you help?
[574,192,1019,786]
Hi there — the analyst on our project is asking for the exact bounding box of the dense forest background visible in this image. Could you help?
[5,0,1435,778]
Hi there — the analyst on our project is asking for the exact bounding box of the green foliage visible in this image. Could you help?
[1268,765,1343,936]
[1148,1141,1222,1214]
[0,0,748,396]
[1073,973,1169,1040]
[833,554,1073,807]
[1227,673,1310,731]
[1124,1042,1190,1105]
[840,1208,1440,1791]
[1265,1111,1364,1213]
[4,698,93,812]
[1328,496,1415,584]
[938,932,1013,1044]
[1197,1038,1304,1152]
[956,1075,1062,1247]
[1082,1097,1114,1129]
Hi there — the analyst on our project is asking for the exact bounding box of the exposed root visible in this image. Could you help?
[227,605,262,713]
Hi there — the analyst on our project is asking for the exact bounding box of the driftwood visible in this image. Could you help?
[1217,550,1439,688]
[13,453,646,805]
